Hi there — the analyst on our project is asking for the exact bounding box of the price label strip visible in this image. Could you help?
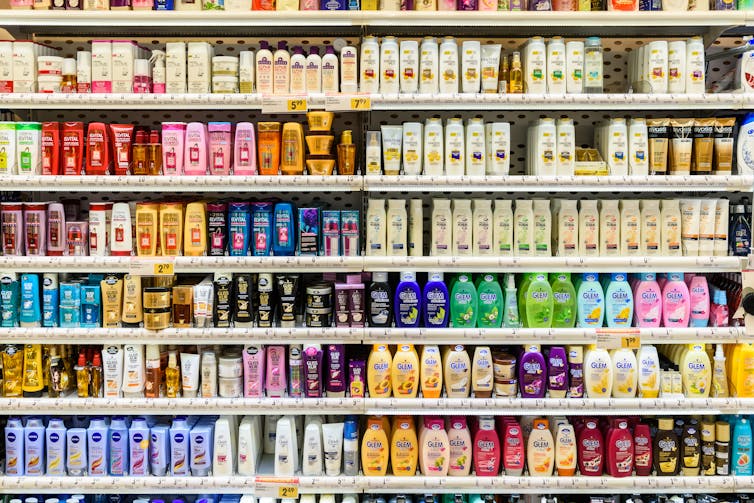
[596,329,641,350]
[261,96,308,114]
[325,94,372,112]
[129,258,176,276]
[254,476,299,499]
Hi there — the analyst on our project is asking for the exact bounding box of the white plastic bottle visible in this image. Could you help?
[533,118,557,176]
[493,200,514,256]
[386,199,407,257]
[452,199,473,256]
[409,199,424,257]
[646,40,669,94]
[360,36,380,94]
[402,122,423,176]
[685,37,706,94]
[605,118,628,176]
[738,114,754,175]
[611,348,638,398]
[584,345,613,398]
[439,37,459,94]
[445,118,465,176]
[556,199,579,256]
[579,199,599,256]
[667,40,686,94]
[473,199,493,256]
[485,122,510,176]
[628,118,649,176]
[255,42,274,95]
[272,42,291,95]
[640,199,661,256]
[547,37,567,94]
[431,199,453,256]
[380,36,400,95]
[213,416,236,476]
[524,37,547,94]
[424,118,444,176]
[565,40,584,94]
[599,199,621,256]
[465,118,486,176]
[620,199,641,256]
[556,118,575,176]
[660,198,683,256]
[305,47,322,94]
[419,37,439,94]
[321,46,340,93]
[340,45,358,94]
[399,40,419,94]
[461,40,481,94]
[533,199,552,256]
[514,199,534,256]
[366,199,387,256]
[289,47,307,94]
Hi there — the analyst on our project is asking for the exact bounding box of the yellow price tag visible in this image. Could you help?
[287,98,307,112]
[278,486,299,499]
[350,96,371,110]
[153,262,174,275]
[596,329,640,350]
[621,335,641,349]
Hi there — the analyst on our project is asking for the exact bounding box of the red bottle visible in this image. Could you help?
[634,422,653,476]
[474,416,501,476]
[503,420,525,476]
[578,419,604,476]
[606,418,634,478]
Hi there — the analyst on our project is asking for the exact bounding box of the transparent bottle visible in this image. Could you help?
[509,52,523,94]
[584,37,603,94]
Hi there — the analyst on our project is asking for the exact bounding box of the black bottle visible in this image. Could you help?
[367,272,392,327]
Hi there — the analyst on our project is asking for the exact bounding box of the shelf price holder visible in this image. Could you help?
[129,257,175,276]
[254,476,299,498]
[261,95,308,114]
[325,93,371,112]
[596,328,641,350]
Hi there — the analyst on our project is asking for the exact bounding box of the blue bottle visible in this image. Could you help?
[108,416,129,476]
[227,202,251,257]
[604,273,634,328]
[19,273,40,327]
[5,417,24,475]
[272,202,295,256]
[150,424,170,476]
[80,284,101,328]
[169,416,191,476]
[129,417,151,476]
[423,272,449,328]
[23,416,45,476]
[733,416,753,476]
[343,416,359,476]
[394,271,421,328]
[189,420,215,477]
[46,417,67,476]
[0,273,19,327]
[66,427,87,476]
[87,417,109,477]
[252,202,274,257]
[42,273,59,327]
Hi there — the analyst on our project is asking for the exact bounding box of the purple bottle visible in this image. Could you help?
[547,346,568,398]
[518,344,547,398]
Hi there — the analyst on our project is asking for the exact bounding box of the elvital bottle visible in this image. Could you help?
[633,272,662,327]
[576,273,605,328]
[394,271,421,328]
[604,273,633,328]
[24,416,45,476]
[108,416,129,476]
[423,272,449,328]
[550,273,576,328]
[688,274,710,328]
[46,418,67,476]
[662,272,691,327]
[87,417,109,477]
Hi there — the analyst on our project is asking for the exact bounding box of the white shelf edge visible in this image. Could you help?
[364,175,754,193]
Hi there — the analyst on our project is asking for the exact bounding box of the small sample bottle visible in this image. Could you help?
[498,53,509,93]
[133,59,152,93]
[337,130,357,175]
[509,52,523,94]
[148,130,163,175]
[132,131,149,176]
[61,58,77,93]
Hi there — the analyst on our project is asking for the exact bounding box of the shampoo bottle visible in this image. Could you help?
[423,272,449,328]
[519,344,547,398]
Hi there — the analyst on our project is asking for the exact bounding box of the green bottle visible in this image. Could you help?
[517,273,533,328]
[450,273,478,328]
[524,272,554,328]
[476,273,503,328]
[550,273,577,328]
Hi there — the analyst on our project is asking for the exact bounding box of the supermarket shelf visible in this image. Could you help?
[0,256,364,273]
[0,92,748,112]
[0,326,363,344]
[364,175,754,193]
[0,397,363,415]
[0,175,361,193]
[363,397,739,416]
[1,10,748,38]
[364,326,744,344]
[362,255,745,273]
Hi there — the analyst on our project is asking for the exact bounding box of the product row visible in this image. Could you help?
[0,496,738,503]
[3,339,749,399]
[2,413,752,478]
[0,200,359,258]
[367,198,745,259]
[1,114,353,177]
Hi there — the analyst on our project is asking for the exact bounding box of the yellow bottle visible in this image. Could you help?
[280,122,304,176]
[159,202,184,256]
[183,201,207,256]
[21,344,44,397]
[135,202,159,256]
[390,416,418,476]
[681,343,711,398]
[443,344,471,398]
[420,345,443,399]
[361,416,389,476]
[527,418,555,477]
[392,344,419,399]
[2,345,23,397]
[367,344,393,398]
[735,343,754,398]
[165,350,181,398]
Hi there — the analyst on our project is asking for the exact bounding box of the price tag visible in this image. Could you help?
[129,258,176,276]
[261,96,307,114]
[255,477,299,498]
[596,329,640,350]
[350,96,371,110]
[287,98,307,112]
[325,94,372,111]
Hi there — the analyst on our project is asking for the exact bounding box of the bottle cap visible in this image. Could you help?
[716,421,730,442]
[277,41,288,51]
[399,271,416,282]
[658,418,674,430]
[309,46,319,56]
[62,58,77,75]
[341,130,353,145]
[134,59,150,77]
[372,272,388,283]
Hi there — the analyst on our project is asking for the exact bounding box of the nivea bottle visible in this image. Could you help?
[46,417,67,476]
[87,417,109,477]
[5,417,24,475]
[66,427,87,476]
[170,416,192,476]
[108,416,129,476]
[150,424,170,476]
[423,272,449,328]
[129,417,151,476]
[24,416,45,476]
[394,271,421,328]
[272,202,296,256]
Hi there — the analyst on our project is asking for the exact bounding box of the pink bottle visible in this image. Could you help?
[208,122,232,176]
[502,419,524,476]
[447,416,472,476]
[474,416,501,476]
[242,345,266,397]
[265,345,287,398]
[688,275,710,328]
[233,122,257,176]
[711,288,730,328]
[606,418,633,478]
[662,272,691,327]
[633,272,662,328]
[183,122,208,175]
[23,203,46,256]
[161,122,187,175]
[577,419,603,476]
